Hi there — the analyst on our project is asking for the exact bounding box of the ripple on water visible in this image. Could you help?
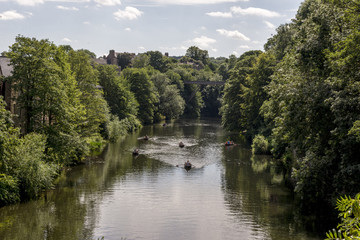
[132,135,223,168]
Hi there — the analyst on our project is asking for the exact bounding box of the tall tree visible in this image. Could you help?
[97,64,138,120]
[220,50,262,132]
[185,46,209,65]
[7,36,86,164]
[68,50,109,138]
[122,68,157,124]
[117,52,133,70]
[261,0,353,207]
[151,72,185,120]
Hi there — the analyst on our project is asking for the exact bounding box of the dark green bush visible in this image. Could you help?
[252,135,270,155]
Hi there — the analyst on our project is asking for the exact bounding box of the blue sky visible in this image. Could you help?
[0,0,304,58]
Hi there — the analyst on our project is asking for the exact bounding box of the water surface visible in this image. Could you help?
[0,119,323,240]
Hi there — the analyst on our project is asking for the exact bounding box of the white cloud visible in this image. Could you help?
[125,27,131,31]
[231,6,280,18]
[15,0,44,6]
[264,20,275,29]
[138,46,146,51]
[212,48,218,52]
[94,0,121,6]
[8,0,119,6]
[57,5,79,10]
[145,0,248,5]
[206,11,232,18]
[0,10,26,20]
[216,29,250,41]
[238,45,250,49]
[62,37,72,42]
[83,21,90,24]
[190,36,216,48]
[114,6,143,20]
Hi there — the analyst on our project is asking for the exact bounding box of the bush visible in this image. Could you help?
[86,134,106,154]
[14,133,58,199]
[325,193,360,240]
[0,174,20,206]
[106,114,141,143]
[252,135,270,155]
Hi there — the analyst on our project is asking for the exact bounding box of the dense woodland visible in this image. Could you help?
[1,0,360,238]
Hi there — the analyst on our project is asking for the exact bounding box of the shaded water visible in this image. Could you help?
[0,119,325,240]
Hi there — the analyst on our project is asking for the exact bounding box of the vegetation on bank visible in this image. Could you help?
[1,1,360,236]
[0,37,225,206]
[221,0,360,214]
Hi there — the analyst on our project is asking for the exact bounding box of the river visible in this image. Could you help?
[0,119,326,240]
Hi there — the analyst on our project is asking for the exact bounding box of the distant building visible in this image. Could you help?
[107,50,118,65]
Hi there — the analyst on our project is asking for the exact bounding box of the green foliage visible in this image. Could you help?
[105,114,141,143]
[220,50,264,134]
[151,72,185,119]
[7,35,88,165]
[13,133,58,199]
[97,64,138,120]
[185,46,209,65]
[194,70,223,117]
[122,68,157,124]
[0,96,57,204]
[325,194,360,240]
[117,52,133,70]
[264,24,294,61]
[168,67,203,118]
[261,0,360,206]
[132,53,150,68]
[146,51,168,72]
[251,135,270,155]
[0,174,20,206]
[68,50,109,138]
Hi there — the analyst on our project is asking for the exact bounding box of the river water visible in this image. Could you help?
[0,119,325,240]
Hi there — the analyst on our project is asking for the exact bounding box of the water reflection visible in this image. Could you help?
[0,119,323,240]
[221,145,320,240]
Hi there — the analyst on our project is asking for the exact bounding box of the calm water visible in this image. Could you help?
[0,119,325,240]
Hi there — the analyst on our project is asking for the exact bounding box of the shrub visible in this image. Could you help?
[14,133,58,199]
[106,114,141,143]
[325,193,360,240]
[252,135,270,155]
[0,174,20,206]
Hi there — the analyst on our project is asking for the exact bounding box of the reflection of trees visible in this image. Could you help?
[0,130,168,240]
[221,146,320,240]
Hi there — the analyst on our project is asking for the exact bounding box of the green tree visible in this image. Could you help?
[194,70,223,117]
[325,194,360,240]
[146,51,167,72]
[220,50,262,132]
[97,64,138,120]
[132,53,150,68]
[117,52,133,70]
[0,97,57,204]
[122,68,157,124]
[185,46,209,65]
[68,50,109,138]
[151,72,185,119]
[264,24,294,61]
[7,35,87,165]
[261,0,354,207]
[173,67,203,118]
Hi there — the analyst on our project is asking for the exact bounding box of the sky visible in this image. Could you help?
[0,0,304,58]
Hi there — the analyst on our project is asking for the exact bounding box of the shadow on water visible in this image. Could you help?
[0,119,333,240]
